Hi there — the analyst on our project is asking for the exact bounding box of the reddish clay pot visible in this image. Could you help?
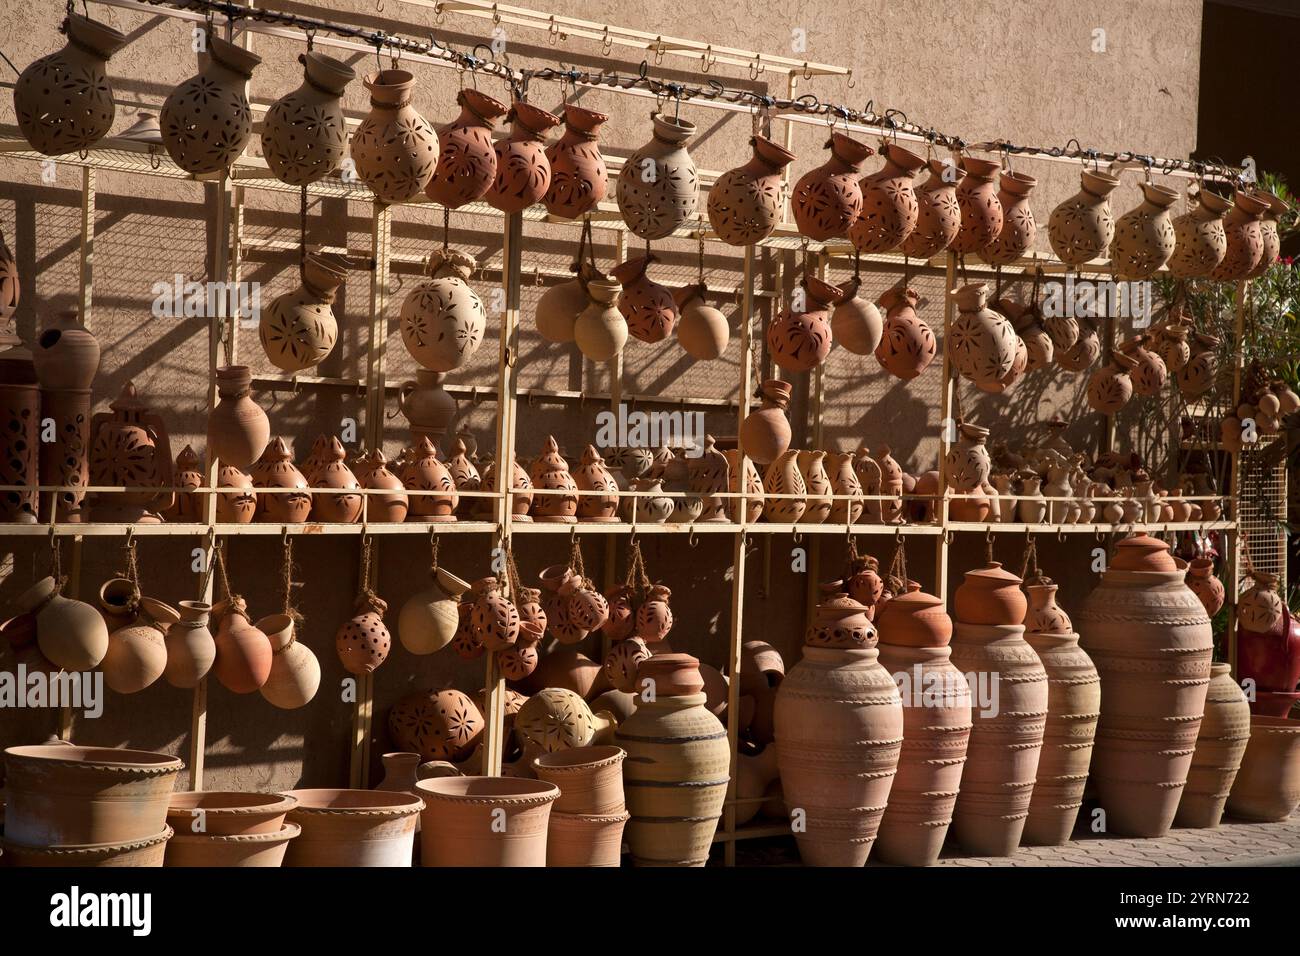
[164,823,300,867]
[1247,189,1290,279]
[1209,189,1269,281]
[426,88,508,208]
[358,450,408,522]
[875,286,937,380]
[335,593,391,675]
[2,828,171,868]
[166,791,297,837]
[282,789,422,867]
[611,255,677,344]
[954,562,1028,626]
[216,463,257,523]
[416,776,558,866]
[768,274,839,373]
[469,576,519,650]
[875,585,953,647]
[1085,351,1138,414]
[1238,605,1300,696]
[487,102,561,213]
[544,105,609,219]
[792,133,873,241]
[1239,571,1285,636]
[707,135,796,246]
[950,157,1004,257]
[254,437,311,523]
[310,436,362,523]
[259,254,347,375]
[739,379,792,465]
[1185,557,1226,617]
[532,745,626,814]
[211,598,273,693]
[1175,663,1250,828]
[545,809,629,867]
[389,688,484,762]
[900,159,962,260]
[849,143,926,254]
[1118,335,1168,397]
[983,171,1037,266]
[1225,716,1300,821]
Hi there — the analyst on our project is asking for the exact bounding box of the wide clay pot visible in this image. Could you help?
[87,381,173,522]
[398,566,469,655]
[2,828,172,868]
[259,613,320,709]
[674,283,730,359]
[1209,189,1269,281]
[830,278,884,356]
[14,13,128,155]
[163,600,215,688]
[792,133,873,241]
[950,157,1004,257]
[949,282,1017,385]
[0,338,39,522]
[1225,716,1300,822]
[617,114,699,240]
[261,51,354,185]
[425,88,507,207]
[206,365,270,471]
[14,575,109,671]
[1048,168,1120,266]
[259,253,347,374]
[1077,533,1213,837]
[529,435,578,522]
[160,36,260,174]
[282,789,422,867]
[1175,663,1250,828]
[575,277,629,361]
[401,248,485,373]
[611,255,676,344]
[762,448,806,523]
[900,158,962,259]
[166,791,297,837]
[1247,189,1289,279]
[1111,181,1179,279]
[875,286,937,380]
[3,744,183,846]
[164,823,300,868]
[336,593,391,675]
[739,379,792,465]
[544,105,609,219]
[983,171,1038,266]
[1085,351,1138,414]
[545,809,629,867]
[389,688,484,762]
[532,745,626,814]
[350,70,438,203]
[849,143,926,253]
[708,135,796,246]
[399,369,457,451]
[415,776,557,866]
[1170,188,1232,278]
[212,597,273,694]
[254,437,312,523]
[768,274,839,373]
[617,655,729,866]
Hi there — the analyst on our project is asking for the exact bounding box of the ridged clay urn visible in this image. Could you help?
[350,70,439,204]
[611,255,676,344]
[260,252,348,373]
[207,365,269,471]
[544,105,609,219]
[161,36,261,174]
[15,575,109,671]
[739,379,792,465]
[707,135,796,246]
[163,600,215,688]
[983,171,1038,266]
[574,276,628,361]
[1111,181,1178,279]
[212,597,273,694]
[1225,716,1300,822]
[830,277,884,356]
[900,158,962,260]
[487,101,561,213]
[529,435,578,522]
[88,381,173,522]
[1169,188,1232,278]
[255,437,311,523]
[792,133,873,241]
[875,286,937,380]
[1247,189,1289,279]
[14,13,128,155]
[949,282,1018,385]
[261,51,355,185]
[425,88,508,208]
[674,283,730,360]
[950,157,1004,257]
[1175,663,1250,828]
[401,248,486,373]
[768,273,839,373]
[617,113,699,240]
[1085,350,1138,414]
[1209,189,1269,281]
[260,613,321,709]
[1047,168,1120,266]
[849,143,926,253]
[336,592,391,675]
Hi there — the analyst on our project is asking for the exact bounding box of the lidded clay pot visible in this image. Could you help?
[216,463,257,523]
[1111,181,1179,279]
[261,51,355,186]
[574,445,620,521]
[949,282,1018,385]
[982,170,1038,266]
[207,365,270,471]
[954,561,1028,625]
[160,36,262,174]
[1170,187,1232,278]
[358,450,409,523]
[425,88,508,208]
[400,436,458,521]
[529,435,578,522]
[617,113,700,240]
[350,70,439,204]
[849,143,927,254]
[260,252,348,374]
[900,158,962,260]
[574,276,629,361]
[950,156,1004,257]
[487,101,562,213]
[1047,168,1120,266]
[254,437,311,523]
[707,135,796,246]
[311,436,363,523]
[674,283,730,360]
[768,273,839,373]
[792,133,873,241]
[400,248,486,373]
[830,277,884,356]
[544,105,609,219]
[611,255,676,344]
[1209,189,1269,281]
[875,286,937,380]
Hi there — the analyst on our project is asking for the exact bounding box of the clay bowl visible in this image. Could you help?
[166,791,298,837]
[164,822,301,867]
[2,827,172,868]
[532,745,626,814]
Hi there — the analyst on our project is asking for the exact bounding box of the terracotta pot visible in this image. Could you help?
[517,686,615,752]
[282,789,422,867]
[350,70,438,203]
[2,828,171,868]
[357,449,408,522]
[983,171,1038,266]
[611,255,677,344]
[160,37,260,174]
[830,278,884,356]
[253,437,311,522]
[768,273,839,373]
[1117,335,1168,397]
[1175,663,1250,828]
[0,338,38,522]
[739,379,792,465]
[0,226,17,325]
[545,809,629,867]
[792,133,873,241]
[1086,351,1138,414]
[945,422,992,493]
[260,51,354,185]
[900,158,961,259]
[950,282,1017,385]
[762,448,807,523]
[575,277,628,361]
[517,646,606,700]
[86,381,173,522]
[469,577,519,651]
[400,437,458,520]
[164,444,203,521]
[398,566,469,655]
[166,791,296,837]
[1247,189,1289,279]
[335,593,391,675]
[875,286,937,380]
[101,609,168,694]
[1209,189,1269,281]
[1225,716,1300,821]
[617,114,699,240]
[400,248,486,373]
[1111,182,1178,279]
[1170,188,1232,278]
[874,446,905,524]
[486,101,561,212]
[1238,601,1300,698]
[164,823,299,868]
[3,744,183,846]
[1175,332,1220,400]
[544,105,609,219]
[825,451,864,525]
[389,688,484,762]
[259,613,320,709]
[14,13,128,155]
[708,135,796,246]
[634,585,675,643]
[426,88,508,207]
[212,462,255,523]
[398,369,457,450]
[950,157,1004,257]
[1047,169,1120,266]
[415,777,557,866]
[534,269,593,344]
[309,436,362,523]
[162,600,215,688]
[32,309,99,392]
[259,254,347,374]
[954,561,1027,625]
[201,365,268,473]
[15,575,109,671]
[850,143,926,254]
[532,745,626,814]
[529,435,578,521]
[794,450,830,524]
[1239,571,1285,635]
[1053,320,1100,372]
[1180,558,1225,619]
[674,283,730,360]
[724,448,764,523]
[211,597,272,693]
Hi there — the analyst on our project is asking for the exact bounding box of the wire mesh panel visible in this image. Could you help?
[1237,435,1288,589]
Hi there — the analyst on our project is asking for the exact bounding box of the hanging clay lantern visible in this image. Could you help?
[617,113,699,240]
[160,36,261,174]
[401,248,486,373]
[739,379,792,465]
[1111,181,1178,279]
[950,157,1004,257]
[14,576,109,671]
[389,689,484,762]
[875,286,937,380]
[260,613,321,710]
[1047,168,1120,266]
[768,273,839,373]
[983,171,1038,266]
[707,134,796,246]
[206,365,269,471]
[216,463,256,523]
[350,70,439,204]
[311,437,362,523]
[336,592,392,675]
[254,437,311,523]
[1176,332,1220,399]
[398,566,468,655]
[604,637,651,693]
[1117,335,1167,397]
[400,436,457,521]
[975,331,1028,395]
[261,51,355,185]
[212,597,273,694]
[1055,322,1101,372]
[792,133,873,241]
[944,422,992,493]
[88,381,173,523]
[1170,187,1232,278]
[1085,351,1138,414]
[425,88,508,207]
[14,12,128,155]
[574,445,619,521]
[762,448,807,523]
[611,255,676,344]
[849,143,926,254]
[1154,314,1192,372]
[529,436,578,522]
[359,450,408,522]
[260,253,348,374]
[1185,557,1226,617]
[830,277,884,356]
[517,686,611,752]
[900,158,962,260]
[544,105,609,219]
[1175,663,1250,828]
[163,601,215,689]
[481,454,534,519]
[574,276,628,361]
[674,283,730,360]
[469,577,519,651]
[487,101,561,212]
[1209,189,1269,281]
[1247,189,1290,279]
[1009,301,1053,371]
[949,283,1017,385]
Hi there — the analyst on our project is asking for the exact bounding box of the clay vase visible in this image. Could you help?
[261,51,354,185]
[259,253,347,374]
[1085,351,1138,414]
[762,449,807,523]
[849,143,927,253]
[673,283,729,360]
[350,70,438,203]
[160,36,260,174]
[795,450,832,524]
[544,105,609,219]
[0,337,38,522]
[611,255,676,344]
[875,286,937,380]
[1225,716,1300,821]
[1170,188,1232,278]
[399,369,457,450]
[739,379,792,465]
[983,171,1038,266]
[900,158,962,259]
[400,248,486,373]
[792,133,873,241]
[310,436,362,523]
[573,445,620,521]
[33,311,99,521]
[830,278,884,356]
[617,655,730,866]
[1209,189,1269,281]
[825,451,864,525]
[775,593,903,865]
[529,435,578,522]
[1056,322,1101,372]
[1077,533,1213,836]
[874,446,905,524]
[335,593,391,675]
[1247,189,1289,279]
[400,437,457,521]
[254,437,311,523]
[282,789,421,867]
[1111,182,1178,279]
[415,776,557,867]
[205,365,270,471]
[486,101,561,212]
[389,689,484,762]
[534,265,596,344]
[163,600,215,688]
[259,613,320,709]
[216,463,256,523]
[1118,335,1168,397]
[945,422,992,493]
[769,274,839,373]
[425,88,508,207]
[575,277,629,361]
[1048,169,1120,266]
[1021,583,1100,846]
[358,450,408,522]
[1175,663,1251,828]
[724,448,764,523]
[950,282,1018,385]
[1176,332,1220,399]
[212,597,272,694]
[1239,571,1285,635]
[618,113,699,240]
[708,135,796,246]
[14,576,108,671]
[88,381,173,522]
[950,157,1004,257]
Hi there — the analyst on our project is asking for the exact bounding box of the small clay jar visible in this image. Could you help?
[1111,182,1178,279]
[850,143,927,253]
[950,157,1004,257]
[254,437,311,523]
[161,36,262,174]
[400,248,486,373]
[739,379,792,465]
[359,450,409,523]
[900,158,962,260]
[792,133,873,241]
[544,105,609,219]
[335,593,392,675]
[611,255,676,344]
[400,437,458,521]
[426,88,508,208]
[207,365,270,471]
[260,253,348,374]
[707,135,796,246]
[573,445,620,521]
[617,114,699,240]
[797,450,833,525]
[830,278,884,356]
[762,449,807,523]
[1209,189,1269,281]
[674,283,730,360]
[529,436,578,522]
[163,601,215,689]
[768,274,839,373]
[945,422,992,492]
[350,70,439,204]
[983,171,1038,266]
[574,277,629,361]
[469,577,520,651]
[875,286,937,380]
[1085,351,1138,414]
[1247,190,1290,279]
[399,369,457,449]
[487,101,562,213]
[261,51,355,186]
[949,282,1018,385]
[1118,335,1168,397]
[1047,168,1120,266]
[1155,317,1192,372]
[166,445,204,522]
[1170,188,1232,278]
[311,436,363,523]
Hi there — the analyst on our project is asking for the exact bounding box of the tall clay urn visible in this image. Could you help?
[486,101,561,213]
[617,113,699,241]
[1077,533,1214,837]
[544,105,609,219]
[400,248,486,373]
[207,365,269,471]
[33,310,99,521]
[160,36,261,174]
[1169,187,1232,278]
[792,133,873,241]
[849,143,926,254]
[707,135,796,246]
[350,70,439,204]
[1175,662,1250,828]
[261,51,355,185]
[260,253,348,373]
[1047,168,1120,266]
[425,88,508,208]
[0,335,39,522]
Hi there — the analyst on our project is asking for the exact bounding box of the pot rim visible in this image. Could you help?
[1248,714,1300,732]
[414,775,560,805]
[166,822,301,845]
[1,826,172,858]
[532,744,626,773]
[282,788,424,816]
[167,790,299,817]
[547,808,632,825]
[4,744,184,774]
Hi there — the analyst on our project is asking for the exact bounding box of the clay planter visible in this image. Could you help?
[426,88,508,208]
[389,688,484,762]
[1077,534,1214,837]
[401,249,486,373]
[792,133,873,241]
[282,789,422,867]
[740,379,792,464]
[900,158,961,259]
[1170,188,1232,278]
[768,274,839,373]
[983,171,1038,266]
[166,791,297,837]
[675,283,730,359]
[1111,182,1178,279]
[336,593,391,675]
[212,597,273,694]
[545,809,629,867]
[15,575,109,671]
[950,157,1004,257]
[260,254,347,374]
[259,614,320,709]
[850,143,926,254]
[612,255,677,344]
[3,744,183,846]
[575,277,629,361]
[830,278,884,356]
[544,105,609,219]
[88,382,173,522]
[164,823,300,868]
[160,37,261,174]
[950,282,1017,385]
[532,745,626,814]
[1048,169,1120,266]
[415,777,558,867]
[875,286,937,380]
[617,114,699,240]
[1175,663,1250,828]
[14,13,128,155]
[3,827,172,867]
[350,70,438,203]
[708,135,796,246]
[1225,716,1300,822]
[1209,189,1269,281]
[398,566,469,655]
[261,51,354,185]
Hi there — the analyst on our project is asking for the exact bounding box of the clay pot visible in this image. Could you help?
[830,278,884,356]
[1170,188,1232,278]
[544,105,609,219]
[632,585,674,643]
[1184,558,1225,617]
[160,36,260,174]
[14,576,109,671]
[950,282,1018,385]
[983,171,1038,265]
[792,133,873,241]
[211,462,254,523]
[14,13,128,155]
[1,829,171,867]
[545,809,629,867]
[259,254,347,374]
[86,381,173,522]
[532,745,626,814]
[389,689,484,762]
[468,577,519,651]
[398,371,456,453]
[529,435,578,522]
[534,269,593,344]
[398,566,469,655]
[32,309,99,392]
[282,789,422,867]
[1209,189,1269,281]
[617,114,699,240]
[415,777,557,866]
[517,646,607,700]
[1086,351,1138,414]
[258,613,320,709]
[724,448,764,523]
[739,379,792,465]
[1239,571,1285,635]
[102,609,168,694]
[605,637,652,694]
[950,157,1004,257]
[1225,716,1300,821]
[254,437,311,523]
[0,226,17,324]
[335,593,391,675]
[874,446,905,524]
[164,823,299,867]
[568,445,617,521]
[768,273,839,373]
[954,561,1028,625]
[1048,168,1120,266]
[357,450,408,522]
[3,744,182,846]
[400,248,486,373]
[200,366,269,474]
[401,437,458,521]
[1055,322,1101,372]
[762,449,807,523]
[1175,663,1250,828]
[309,437,362,523]
[162,600,215,689]
[261,51,354,185]
[1239,603,1300,700]
[945,422,992,493]
[674,283,730,360]
[825,451,864,525]
[166,791,296,837]
[1111,181,1179,279]
[575,277,629,361]
[426,88,508,207]
[516,687,613,752]
[792,450,829,525]
[708,135,796,246]
[485,101,561,212]
[611,255,676,344]
[350,70,438,203]
[164,444,203,521]
[849,143,926,253]
[1176,332,1220,399]
[1247,189,1289,279]
[211,598,272,693]
[1117,335,1168,397]
[0,338,39,522]
[900,158,962,259]
[875,286,937,380]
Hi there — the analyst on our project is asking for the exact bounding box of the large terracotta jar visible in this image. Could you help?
[425,88,507,207]
[900,159,962,259]
[1021,581,1100,846]
[14,13,128,155]
[163,600,215,689]
[617,114,699,240]
[33,311,99,521]
[88,382,173,522]
[400,248,486,373]
[206,365,269,471]
[1047,169,1120,266]
[1225,716,1300,822]
[983,171,1038,266]
[675,283,730,359]
[948,563,1047,856]
[15,575,110,671]
[1111,182,1179,279]
[261,51,355,185]
[830,278,883,356]
[260,253,347,374]
[611,255,676,344]
[950,282,1018,385]
[849,143,926,253]
[544,105,609,219]
[768,274,839,373]
[529,435,578,522]
[487,101,561,213]
[350,70,439,204]
[415,776,557,867]
[739,379,792,464]
[254,437,311,522]
[762,448,807,523]
[574,276,628,361]
[212,597,273,694]
[160,36,261,174]
[401,437,457,521]
[1209,189,1269,281]
[1169,188,1232,278]
[283,789,422,867]
[398,369,457,451]
[1077,533,1213,836]
[1175,663,1250,828]
[1085,351,1138,414]
[792,133,873,241]
[0,337,38,522]
[617,655,730,866]
[707,135,796,246]
[774,592,903,865]
[1247,189,1289,279]
[950,157,1004,257]
[875,286,937,380]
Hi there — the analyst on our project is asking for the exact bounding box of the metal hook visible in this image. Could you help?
[601,25,613,56]
[802,62,813,81]
[845,68,854,89]
[701,47,716,74]
[749,54,764,81]
[688,526,699,548]
[792,530,803,544]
